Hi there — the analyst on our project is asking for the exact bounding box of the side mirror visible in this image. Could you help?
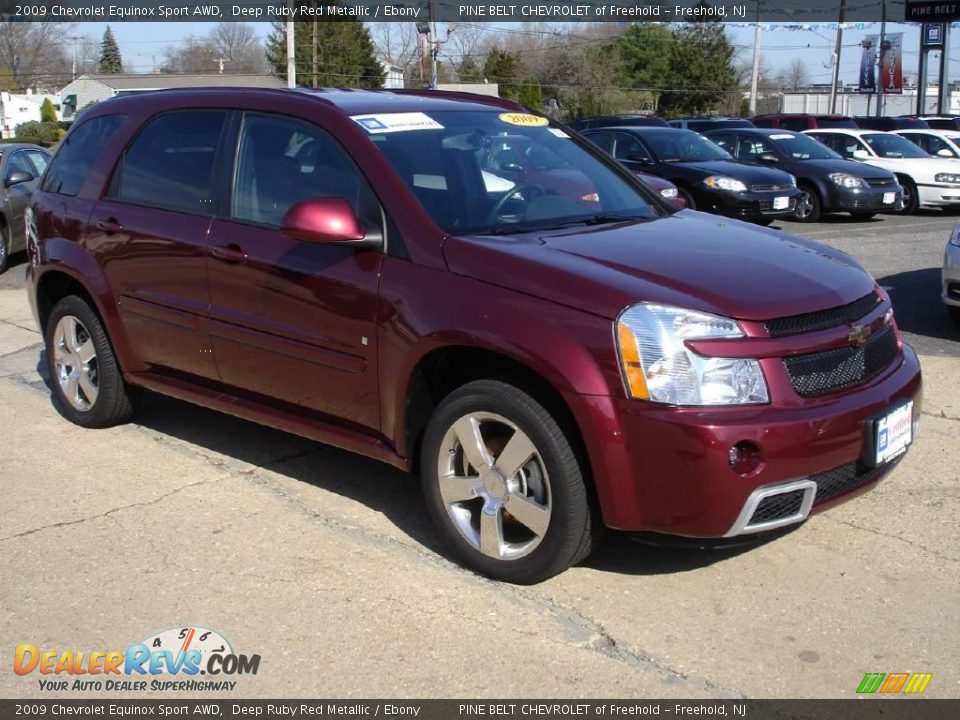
[937,148,956,157]
[853,149,870,160]
[4,170,33,187]
[280,197,368,245]
[757,152,779,164]
[627,153,653,165]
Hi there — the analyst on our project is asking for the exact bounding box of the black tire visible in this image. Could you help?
[898,176,919,214]
[0,218,9,275]
[677,188,696,210]
[950,305,960,329]
[792,185,822,222]
[421,379,597,584]
[851,212,876,220]
[45,295,138,428]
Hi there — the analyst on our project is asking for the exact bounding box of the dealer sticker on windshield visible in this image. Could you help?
[350,112,444,134]
[875,401,913,465]
[773,196,790,210]
[499,112,549,127]
[770,134,795,140]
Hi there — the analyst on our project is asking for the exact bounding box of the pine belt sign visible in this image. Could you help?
[906,1,960,21]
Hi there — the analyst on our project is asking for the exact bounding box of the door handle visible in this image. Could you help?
[96,217,123,234]
[210,244,248,264]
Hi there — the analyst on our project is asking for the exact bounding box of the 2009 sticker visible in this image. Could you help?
[499,112,549,127]
[351,112,444,133]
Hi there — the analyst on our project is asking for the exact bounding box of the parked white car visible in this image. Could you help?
[894,128,960,159]
[805,128,960,214]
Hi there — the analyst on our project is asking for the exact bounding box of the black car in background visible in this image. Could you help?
[704,128,902,222]
[582,126,798,224]
[667,117,755,132]
[854,116,930,131]
[567,115,669,131]
[0,143,51,273]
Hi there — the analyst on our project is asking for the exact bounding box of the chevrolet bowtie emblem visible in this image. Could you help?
[848,324,872,347]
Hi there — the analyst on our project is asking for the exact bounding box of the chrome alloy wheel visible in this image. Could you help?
[794,189,814,220]
[52,315,99,411]
[437,412,551,561]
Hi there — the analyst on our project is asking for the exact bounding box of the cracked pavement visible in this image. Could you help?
[2,211,959,699]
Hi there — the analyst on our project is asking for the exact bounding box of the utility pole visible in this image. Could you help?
[829,0,846,114]
[938,25,951,114]
[213,57,230,75]
[286,17,296,88]
[430,0,438,89]
[748,0,762,115]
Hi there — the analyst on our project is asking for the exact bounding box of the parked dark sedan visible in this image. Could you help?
[854,116,929,131]
[0,143,51,273]
[583,126,797,224]
[704,128,902,222]
[668,117,755,132]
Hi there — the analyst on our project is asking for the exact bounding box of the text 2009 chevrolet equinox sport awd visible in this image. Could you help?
[26,89,922,583]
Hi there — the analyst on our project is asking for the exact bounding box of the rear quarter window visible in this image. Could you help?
[41,114,124,196]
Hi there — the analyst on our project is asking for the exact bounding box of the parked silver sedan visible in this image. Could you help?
[946,222,960,327]
[0,143,51,273]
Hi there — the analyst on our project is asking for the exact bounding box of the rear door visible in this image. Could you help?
[89,109,228,381]
[205,112,383,430]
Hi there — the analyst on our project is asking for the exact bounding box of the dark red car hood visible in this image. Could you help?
[443,209,875,321]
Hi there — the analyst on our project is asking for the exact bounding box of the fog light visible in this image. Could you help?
[729,440,763,475]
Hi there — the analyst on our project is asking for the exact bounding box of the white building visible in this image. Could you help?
[0,90,62,138]
[781,87,960,116]
[58,74,286,121]
[379,59,405,89]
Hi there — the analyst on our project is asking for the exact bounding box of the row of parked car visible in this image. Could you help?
[562,113,960,223]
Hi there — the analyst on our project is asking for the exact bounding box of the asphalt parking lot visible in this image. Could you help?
[1,210,958,700]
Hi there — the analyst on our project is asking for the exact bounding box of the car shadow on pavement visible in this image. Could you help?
[32,352,801,578]
[877,267,960,354]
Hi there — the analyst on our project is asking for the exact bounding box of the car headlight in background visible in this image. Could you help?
[660,187,679,198]
[616,304,769,406]
[935,172,960,184]
[703,175,748,193]
[828,173,868,189]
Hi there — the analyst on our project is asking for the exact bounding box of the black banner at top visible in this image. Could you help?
[0,0,918,23]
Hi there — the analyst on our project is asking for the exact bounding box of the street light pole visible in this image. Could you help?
[748,1,762,115]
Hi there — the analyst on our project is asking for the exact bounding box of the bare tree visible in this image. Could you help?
[778,58,810,92]
[440,23,489,81]
[0,22,72,91]
[209,23,266,74]
[162,36,217,74]
[369,22,421,76]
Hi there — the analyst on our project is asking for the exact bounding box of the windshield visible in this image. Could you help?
[643,130,732,162]
[863,133,931,159]
[356,110,659,235]
[769,132,840,160]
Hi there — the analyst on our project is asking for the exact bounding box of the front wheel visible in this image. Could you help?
[45,295,138,428]
[0,220,9,274]
[792,186,822,222]
[899,177,919,214]
[421,380,596,584]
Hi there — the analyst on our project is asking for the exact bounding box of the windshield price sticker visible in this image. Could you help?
[499,113,549,127]
[351,113,444,134]
[771,134,795,139]
[549,128,571,138]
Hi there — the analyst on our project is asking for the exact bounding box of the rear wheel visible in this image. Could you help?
[792,185,822,222]
[421,380,596,584]
[45,295,138,428]
[898,177,919,214]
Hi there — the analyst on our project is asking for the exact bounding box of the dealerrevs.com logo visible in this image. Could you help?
[14,626,260,692]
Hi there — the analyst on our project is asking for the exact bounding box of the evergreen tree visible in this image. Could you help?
[518,77,542,112]
[98,26,123,74]
[483,46,521,101]
[266,13,384,88]
[659,20,737,117]
[40,98,56,123]
[616,24,673,92]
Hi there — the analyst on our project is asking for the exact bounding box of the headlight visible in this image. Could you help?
[950,222,960,247]
[828,173,867,189]
[703,175,747,192]
[659,187,679,198]
[935,172,960,184]
[616,304,769,406]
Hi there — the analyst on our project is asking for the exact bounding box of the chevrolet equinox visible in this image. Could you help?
[26,89,922,583]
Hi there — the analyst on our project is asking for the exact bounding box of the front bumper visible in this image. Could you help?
[699,188,799,219]
[917,182,960,207]
[826,185,901,212]
[567,343,922,536]
[944,240,960,308]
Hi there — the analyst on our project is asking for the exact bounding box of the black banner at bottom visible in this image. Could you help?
[1,700,958,720]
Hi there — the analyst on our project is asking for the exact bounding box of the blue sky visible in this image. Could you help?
[80,21,953,87]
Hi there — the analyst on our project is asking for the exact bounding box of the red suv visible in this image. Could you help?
[26,89,922,583]
[752,114,858,130]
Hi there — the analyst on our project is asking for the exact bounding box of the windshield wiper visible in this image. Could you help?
[477,215,647,236]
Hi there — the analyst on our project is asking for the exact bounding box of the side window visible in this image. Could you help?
[708,134,735,152]
[612,134,651,163]
[737,136,775,160]
[6,151,33,178]
[110,111,226,215]
[25,150,50,176]
[924,134,954,156]
[41,114,124,196]
[584,132,612,153]
[232,113,375,228]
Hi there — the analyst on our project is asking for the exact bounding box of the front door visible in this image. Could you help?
[206,112,383,431]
